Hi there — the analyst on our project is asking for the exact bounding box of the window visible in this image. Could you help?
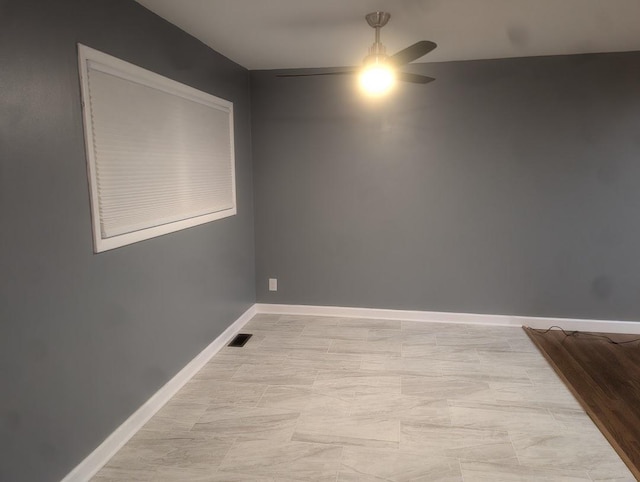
[77,44,236,252]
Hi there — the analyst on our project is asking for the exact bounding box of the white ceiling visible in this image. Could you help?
[136,0,640,70]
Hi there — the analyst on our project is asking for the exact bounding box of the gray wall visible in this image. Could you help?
[0,1,255,480]
[252,52,640,321]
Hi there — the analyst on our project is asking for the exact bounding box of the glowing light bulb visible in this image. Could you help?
[359,65,396,96]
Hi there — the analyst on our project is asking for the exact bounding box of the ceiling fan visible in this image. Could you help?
[277,12,437,95]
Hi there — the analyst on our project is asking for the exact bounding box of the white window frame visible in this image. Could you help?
[77,44,236,253]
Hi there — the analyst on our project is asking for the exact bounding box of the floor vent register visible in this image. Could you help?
[228,333,252,347]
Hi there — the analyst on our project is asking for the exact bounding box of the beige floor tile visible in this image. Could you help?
[367,328,409,342]
[231,362,318,385]
[91,466,156,481]
[350,392,451,424]
[506,337,540,352]
[547,406,600,431]
[329,338,402,356]
[174,379,268,407]
[448,400,562,432]
[439,360,533,385]
[314,369,402,395]
[259,335,333,353]
[301,324,369,340]
[475,348,550,367]
[490,381,582,409]
[140,400,208,432]
[401,344,480,362]
[360,354,443,376]
[402,375,495,401]
[192,406,299,441]
[339,446,462,481]
[122,429,234,471]
[588,460,637,481]
[258,385,353,415]
[436,333,512,350]
[218,439,342,479]
[527,365,567,385]
[400,421,517,463]
[276,315,340,328]
[460,460,592,481]
[293,412,400,448]
[287,350,363,371]
[510,429,620,471]
[401,321,469,334]
[339,318,402,330]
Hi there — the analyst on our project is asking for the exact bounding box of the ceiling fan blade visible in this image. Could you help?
[397,72,435,84]
[390,41,437,66]
[276,71,356,78]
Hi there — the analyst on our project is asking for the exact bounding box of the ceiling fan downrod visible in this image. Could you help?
[365,11,391,60]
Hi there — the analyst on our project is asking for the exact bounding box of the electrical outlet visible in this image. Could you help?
[268,278,278,291]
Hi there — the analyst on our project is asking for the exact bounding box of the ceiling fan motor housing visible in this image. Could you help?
[365,12,390,28]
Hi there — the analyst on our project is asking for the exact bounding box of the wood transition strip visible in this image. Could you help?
[524,326,640,481]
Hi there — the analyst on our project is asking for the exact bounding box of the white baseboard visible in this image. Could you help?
[61,304,257,482]
[255,303,640,334]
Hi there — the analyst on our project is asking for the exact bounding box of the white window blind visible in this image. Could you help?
[78,44,236,252]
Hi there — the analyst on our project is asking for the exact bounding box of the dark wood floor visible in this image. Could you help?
[524,326,640,481]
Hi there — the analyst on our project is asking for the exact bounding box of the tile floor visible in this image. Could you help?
[92,314,634,481]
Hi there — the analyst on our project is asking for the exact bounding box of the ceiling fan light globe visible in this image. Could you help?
[359,65,395,96]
